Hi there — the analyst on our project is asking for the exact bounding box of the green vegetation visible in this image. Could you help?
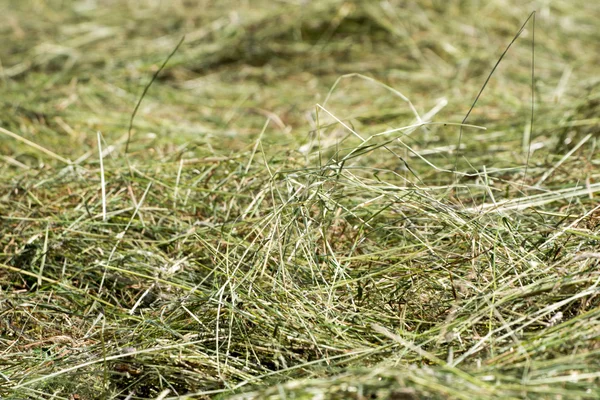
[1,1,599,399]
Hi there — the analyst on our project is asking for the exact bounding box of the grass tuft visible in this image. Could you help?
[1,1,599,399]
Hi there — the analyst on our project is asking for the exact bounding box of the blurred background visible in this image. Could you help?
[1,0,598,177]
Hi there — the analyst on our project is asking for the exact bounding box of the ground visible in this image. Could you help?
[1,0,599,399]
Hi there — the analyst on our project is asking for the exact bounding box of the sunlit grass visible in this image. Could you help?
[1,1,599,399]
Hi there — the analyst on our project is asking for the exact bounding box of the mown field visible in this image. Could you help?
[1,0,599,399]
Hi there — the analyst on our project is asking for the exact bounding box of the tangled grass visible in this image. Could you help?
[1,1,599,399]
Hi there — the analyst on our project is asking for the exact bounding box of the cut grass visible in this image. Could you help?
[1,0,599,399]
